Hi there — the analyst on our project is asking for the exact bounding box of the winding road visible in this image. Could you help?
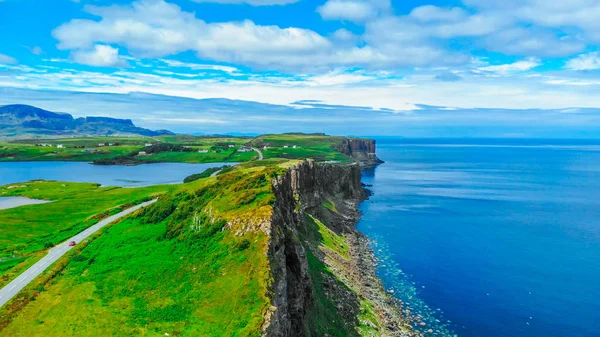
[252,147,264,160]
[0,199,157,308]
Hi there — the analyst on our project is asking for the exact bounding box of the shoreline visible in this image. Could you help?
[344,193,422,337]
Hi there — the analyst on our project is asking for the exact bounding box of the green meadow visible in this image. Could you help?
[1,133,353,164]
[0,166,278,336]
[0,134,382,336]
[0,181,172,288]
[251,134,352,162]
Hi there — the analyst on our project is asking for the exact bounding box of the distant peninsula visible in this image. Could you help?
[0,104,173,139]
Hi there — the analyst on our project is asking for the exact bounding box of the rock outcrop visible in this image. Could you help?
[263,161,413,337]
[338,138,384,166]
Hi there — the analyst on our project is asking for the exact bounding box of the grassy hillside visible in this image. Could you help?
[0,165,280,336]
[0,136,256,164]
[0,136,394,336]
[251,134,351,162]
[0,181,171,288]
[1,133,354,164]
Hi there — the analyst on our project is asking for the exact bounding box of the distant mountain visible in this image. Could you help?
[0,104,173,138]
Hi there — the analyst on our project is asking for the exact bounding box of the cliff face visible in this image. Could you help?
[338,138,384,166]
[265,162,364,336]
[264,161,413,337]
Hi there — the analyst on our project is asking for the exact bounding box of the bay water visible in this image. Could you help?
[0,161,229,187]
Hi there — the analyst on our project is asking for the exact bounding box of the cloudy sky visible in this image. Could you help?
[1,0,600,137]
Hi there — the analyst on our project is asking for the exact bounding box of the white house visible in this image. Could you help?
[263,146,268,150]
[228,144,235,148]
[283,145,289,148]
[198,150,209,153]
[292,145,298,149]
[56,144,64,149]
[98,143,105,147]
[145,143,153,147]
[138,151,147,156]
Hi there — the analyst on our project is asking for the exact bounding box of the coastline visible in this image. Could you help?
[265,159,418,336]
[342,196,419,337]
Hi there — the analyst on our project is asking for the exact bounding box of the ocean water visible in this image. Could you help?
[0,161,230,187]
[357,139,600,337]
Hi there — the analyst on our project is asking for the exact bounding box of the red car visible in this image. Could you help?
[68,241,76,247]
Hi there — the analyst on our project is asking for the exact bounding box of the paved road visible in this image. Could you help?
[252,147,264,160]
[0,199,157,308]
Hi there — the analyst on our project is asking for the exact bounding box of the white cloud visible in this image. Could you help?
[7,60,600,114]
[483,28,584,57]
[52,0,338,70]
[478,58,541,74]
[192,0,299,5]
[545,79,600,86]
[330,28,359,44]
[304,70,376,86]
[565,52,600,71]
[0,53,17,64]
[158,59,239,73]
[410,5,468,23]
[317,0,377,22]
[71,44,129,67]
[50,0,473,71]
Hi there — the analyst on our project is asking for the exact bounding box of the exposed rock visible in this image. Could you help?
[338,138,384,166]
[263,160,414,337]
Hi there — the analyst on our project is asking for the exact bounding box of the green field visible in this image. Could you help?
[251,134,351,162]
[0,165,278,336]
[1,133,353,164]
[0,137,257,164]
[0,181,173,288]
[0,134,387,336]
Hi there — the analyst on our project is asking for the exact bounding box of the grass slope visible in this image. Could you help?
[0,166,280,336]
[0,181,170,287]
[1,134,355,165]
[251,134,351,162]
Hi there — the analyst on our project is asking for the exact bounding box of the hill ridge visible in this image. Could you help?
[0,104,173,138]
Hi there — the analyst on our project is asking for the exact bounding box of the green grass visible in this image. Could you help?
[356,300,383,336]
[305,250,359,337]
[307,214,350,259]
[0,166,278,336]
[0,136,257,164]
[183,166,226,183]
[251,134,352,162]
[1,134,358,165]
[1,217,270,337]
[322,199,339,213]
[0,181,172,286]
[0,142,141,162]
[0,181,169,253]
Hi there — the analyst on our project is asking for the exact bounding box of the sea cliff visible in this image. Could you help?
[0,137,410,337]
[338,138,384,166]
[263,160,413,336]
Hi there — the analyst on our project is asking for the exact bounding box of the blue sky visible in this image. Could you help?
[1,0,600,136]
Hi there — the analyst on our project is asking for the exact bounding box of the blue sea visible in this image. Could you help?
[357,139,600,337]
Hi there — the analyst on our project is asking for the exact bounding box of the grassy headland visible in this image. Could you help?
[1,165,280,336]
[0,135,400,337]
[0,133,358,165]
